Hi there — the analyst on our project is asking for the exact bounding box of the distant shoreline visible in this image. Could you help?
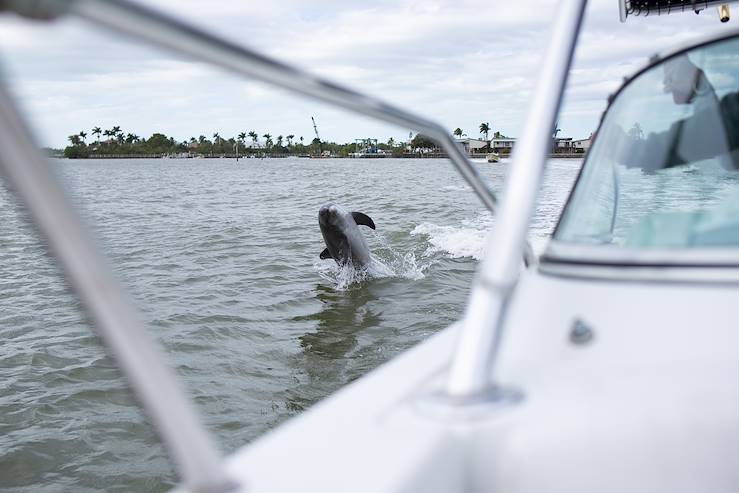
[57,152,585,160]
[62,129,590,160]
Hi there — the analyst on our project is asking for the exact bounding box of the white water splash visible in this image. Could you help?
[370,231,428,281]
[314,232,429,290]
[411,212,494,260]
[314,259,371,290]
[441,185,468,192]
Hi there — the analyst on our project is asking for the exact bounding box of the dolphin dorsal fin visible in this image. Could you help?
[320,248,333,260]
[352,212,376,230]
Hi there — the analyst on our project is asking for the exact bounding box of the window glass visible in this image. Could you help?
[556,35,739,248]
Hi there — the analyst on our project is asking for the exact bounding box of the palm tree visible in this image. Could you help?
[552,122,562,153]
[236,133,246,154]
[479,122,490,140]
[92,126,101,142]
[387,137,395,147]
[248,130,258,147]
[299,136,304,145]
[78,131,87,143]
[107,126,122,144]
[453,128,463,139]
[263,133,272,149]
[286,134,295,147]
[68,134,81,146]
[276,135,283,148]
[210,132,221,153]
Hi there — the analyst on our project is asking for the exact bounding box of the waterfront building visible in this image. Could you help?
[572,135,592,152]
[554,137,574,151]
[491,137,516,152]
[455,138,489,154]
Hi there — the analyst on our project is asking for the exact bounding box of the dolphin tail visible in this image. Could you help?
[352,212,376,230]
[320,248,333,260]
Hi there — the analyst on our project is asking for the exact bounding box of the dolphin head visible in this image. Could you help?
[318,203,344,228]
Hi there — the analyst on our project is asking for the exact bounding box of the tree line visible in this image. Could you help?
[65,127,310,158]
[64,122,508,158]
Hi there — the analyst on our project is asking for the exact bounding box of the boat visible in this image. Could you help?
[2,0,739,491]
[486,151,501,163]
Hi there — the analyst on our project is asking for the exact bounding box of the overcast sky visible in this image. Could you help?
[0,0,734,148]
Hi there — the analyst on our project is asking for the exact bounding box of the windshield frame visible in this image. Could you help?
[543,26,739,278]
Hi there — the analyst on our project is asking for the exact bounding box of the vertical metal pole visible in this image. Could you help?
[0,81,234,492]
[446,0,588,399]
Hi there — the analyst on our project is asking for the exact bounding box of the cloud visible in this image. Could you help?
[0,0,734,147]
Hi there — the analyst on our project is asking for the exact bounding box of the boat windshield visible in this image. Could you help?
[555,35,739,249]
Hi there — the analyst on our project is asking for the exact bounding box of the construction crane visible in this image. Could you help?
[311,116,322,155]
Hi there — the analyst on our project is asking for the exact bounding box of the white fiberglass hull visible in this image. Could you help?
[215,268,739,492]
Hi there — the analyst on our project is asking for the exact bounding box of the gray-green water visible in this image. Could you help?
[0,157,581,492]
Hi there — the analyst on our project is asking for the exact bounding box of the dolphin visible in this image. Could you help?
[318,203,376,267]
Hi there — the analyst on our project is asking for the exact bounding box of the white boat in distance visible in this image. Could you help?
[1,0,739,492]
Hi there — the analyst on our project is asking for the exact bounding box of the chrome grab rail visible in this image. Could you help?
[446,0,587,399]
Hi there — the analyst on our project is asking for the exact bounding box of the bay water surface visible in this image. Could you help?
[0,157,581,491]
